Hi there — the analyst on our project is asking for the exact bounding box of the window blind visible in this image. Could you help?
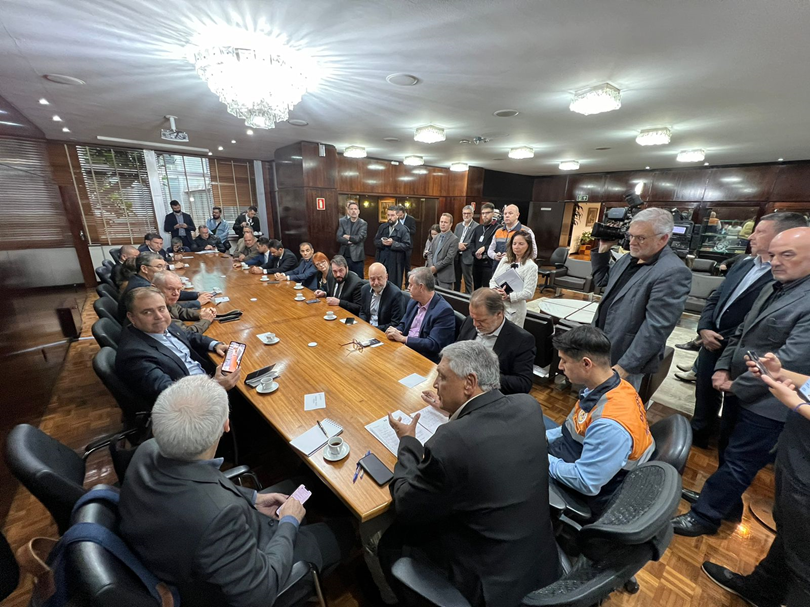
[0,138,73,249]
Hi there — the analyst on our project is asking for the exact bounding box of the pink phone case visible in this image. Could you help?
[290,484,312,504]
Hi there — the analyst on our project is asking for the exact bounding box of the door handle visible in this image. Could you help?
[79,229,86,241]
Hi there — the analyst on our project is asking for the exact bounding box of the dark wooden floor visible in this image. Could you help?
[1,290,774,607]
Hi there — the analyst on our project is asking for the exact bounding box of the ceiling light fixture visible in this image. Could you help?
[231,139,236,144]
[645,166,651,170]
[508,146,534,159]
[52,115,62,122]
[343,145,367,158]
[559,160,580,171]
[569,83,621,116]
[246,129,254,135]
[43,74,86,86]
[449,162,469,172]
[38,98,49,105]
[676,149,705,162]
[636,127,672,146]
[383,137,400,142]
[414,124,446,144]
[386,73,420,86]
[62,127,70,133]
[778,157,784,162]
[218,146,224,150]
[403,155,424,166]
[188,39,316,129]
[493,109,519,118]
[208,152,213,155]
[287,119,308,126]
[704,162,710,166]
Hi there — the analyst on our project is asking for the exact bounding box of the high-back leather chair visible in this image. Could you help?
[92,319,123,351]
[93,347,152,431]
[552,258,594,295]
[96,283,120,302]
[452,310,465,340]
[684,274,725,313]
[95,266,114,289]
[538,247,570,292]
[4,424,88,535]
[691,258,717,275]
[434,287,471,316]
[109,247,122,264]
[94,297,121,326]
[637,346,675,407]
[102,259,115,271]
[650,414,693,474]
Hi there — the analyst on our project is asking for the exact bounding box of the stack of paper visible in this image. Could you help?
[289,419,343,456]
[365,406,449,457]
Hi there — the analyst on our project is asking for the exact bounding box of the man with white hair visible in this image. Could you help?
[152,271,216,334]
[380,341,559,607]
[120,375,354,606]
[591,207,692,390]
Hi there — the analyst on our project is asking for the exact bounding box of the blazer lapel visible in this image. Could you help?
[715,258,754,312]
[746,280,810,330]
[132,327,188,376]
[599,254,631,301]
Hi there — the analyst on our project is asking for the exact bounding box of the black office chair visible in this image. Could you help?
[538,247,570,293]
[92,319,123,351]
[650,414,693,474]
[93,297,121,326]
[452,310,465,340]
[96,283,120,302]
[0,531,19,601]
[92,348,152,432]
[109,247,122,264]
[66,486,324,607]
[391,462,681,607]
[95,266,114,289]
[638,346,674,408]
[102,259,115,271]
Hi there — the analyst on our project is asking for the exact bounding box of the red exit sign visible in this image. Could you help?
[316,197,326,210]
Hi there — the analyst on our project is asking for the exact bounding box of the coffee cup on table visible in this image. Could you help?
[325,310,336,319]
[295,282,302,288]
[326,436,344,457]
[295,294,305,301]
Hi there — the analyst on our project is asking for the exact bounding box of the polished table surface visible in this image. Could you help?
[176,253,436,522]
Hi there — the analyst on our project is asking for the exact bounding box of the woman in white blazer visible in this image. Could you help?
[490,230,538,327]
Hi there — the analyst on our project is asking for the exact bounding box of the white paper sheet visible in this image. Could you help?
[365,409,440,456]
[304,392,326,411]
[399,373,427,388]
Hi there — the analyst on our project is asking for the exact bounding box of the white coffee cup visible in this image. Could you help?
[326,436,344,457]
[295,294,305,300]
[260,276,269,281]
[295,282,303,287]
[326,311,336,318]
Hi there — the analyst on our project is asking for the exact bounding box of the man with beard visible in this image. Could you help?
[375,207,411,288]
[314,255,363,315]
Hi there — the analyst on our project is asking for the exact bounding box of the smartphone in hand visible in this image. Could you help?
[746,350,773,378]
[222,341,246,374]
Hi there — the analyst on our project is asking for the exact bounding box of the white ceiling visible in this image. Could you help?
[1,0,809,175]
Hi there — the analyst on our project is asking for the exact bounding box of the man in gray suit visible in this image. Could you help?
[673,227,810,537]
[591,208,692,391]
[120,375,354,606]
[336,200,368,278]
[429,212,460,289]
[453,205,479,293]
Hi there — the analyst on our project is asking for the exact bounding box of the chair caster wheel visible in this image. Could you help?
[624,579,640,594]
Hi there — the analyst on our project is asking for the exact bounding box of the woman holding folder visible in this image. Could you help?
[490,230,538,327]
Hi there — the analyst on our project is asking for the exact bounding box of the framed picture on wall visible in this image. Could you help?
[586,208,598,226]
[379,198,398,222]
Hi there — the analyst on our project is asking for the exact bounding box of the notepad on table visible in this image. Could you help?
[289,418,343,456]
[365,406,449,457]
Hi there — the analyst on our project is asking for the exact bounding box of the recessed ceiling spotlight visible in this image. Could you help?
[636,127,672,146]
[594,147,612,151]
[493,109,519,118]
[61,127,70,133]
[386,73,420,86]
[43,74,86,86]
[208,152,213,155]
[344,146,367,158]
[287,119,308,126]
[778,157,784,162]
[508,146,534,160]
[403,155,424,166]
[246,129,254,135]
[449,162,469,172]
[676,149,705,162]
[218,146,224,151]
[414,124,446,144]
[38,98,49,105]
[645,166,651,170]
[559,160,580,171]
[570,83,621,116]
[383,137,400,142]
[52,115,62,122]
[704,162,710,166]
[231,139,236,144]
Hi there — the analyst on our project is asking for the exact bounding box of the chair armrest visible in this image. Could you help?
[83,425,143,460]
[553,267,568,277]
[223,466,263,490]
[275,561,314,606]
[391,557,471,607]
[549,480,592,522]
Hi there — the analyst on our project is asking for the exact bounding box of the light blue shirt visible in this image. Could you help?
[206,218,230,241]
[546,418,633,496]
[717,256,771,320]
[146,330,210,376]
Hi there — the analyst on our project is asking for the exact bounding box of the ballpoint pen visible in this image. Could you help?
[352,450,372,484]
[316,420,328,438]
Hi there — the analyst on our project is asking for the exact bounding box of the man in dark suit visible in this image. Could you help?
[673,227,810,537]
[115,286,237,402]
[336,200,368,278]
[592,208,692,390]
[234,205,261,238]
[314,255,362,315]
[191,226,227,253]
[690,212,808,447]
[120,375,354,607]
[359,262,404,332]
[380,340,559,607]
[397,205,417,283]
[386,267,455,363]
[456,288,534,394]
[471,203,498,291]
[376,207,411,289]
[138,232,171,262]
[247,238,298,275]
[112,244,139,288]
[453,205,479,293]
[163,200,196,249]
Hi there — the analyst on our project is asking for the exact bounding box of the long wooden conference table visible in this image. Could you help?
[176,253,435,522]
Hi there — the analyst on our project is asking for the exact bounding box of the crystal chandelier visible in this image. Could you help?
[189,43,314,129]
[569,83,621,116]
[343,146,367,158]
[636,127,672,146]
[403,155,424,166]
[449,162,469,172]
[508,146,534,159]
[676,149,705,162]
[559,160,580,171]
[414,125,446,144]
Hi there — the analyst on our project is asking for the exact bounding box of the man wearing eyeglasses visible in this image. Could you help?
[591,208,691,391]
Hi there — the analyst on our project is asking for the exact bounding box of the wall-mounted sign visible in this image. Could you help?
[316,197,326,210]
[576,194,589,202]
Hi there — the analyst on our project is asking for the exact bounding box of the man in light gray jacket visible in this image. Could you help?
[336,200,368,278]
[673,227,810,537]
[430,212,460,289]
[591,208,692,391]
[453,205,479,294]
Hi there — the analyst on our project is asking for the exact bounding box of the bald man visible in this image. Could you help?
[359,262,405,331]
[152,271,216,334]
[487,204,537,264]
[113,244,140,288]
[674,226,810,538]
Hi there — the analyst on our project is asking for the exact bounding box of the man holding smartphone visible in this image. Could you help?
[673,226,810,537]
